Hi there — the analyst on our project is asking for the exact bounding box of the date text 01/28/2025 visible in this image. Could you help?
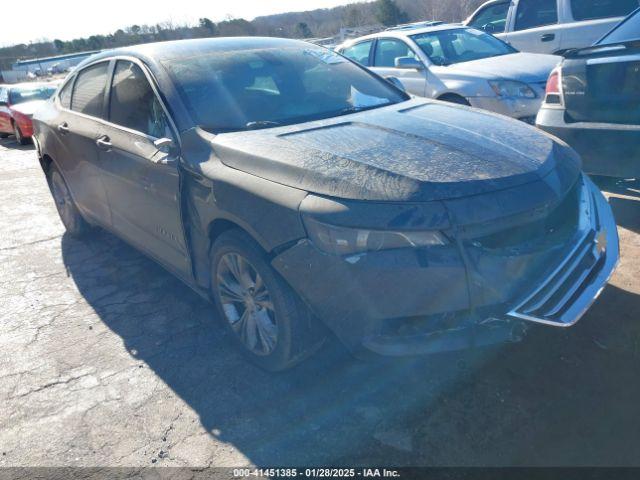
[233,468,401,478]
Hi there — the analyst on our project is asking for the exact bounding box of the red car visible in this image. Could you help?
[0,83,58,145]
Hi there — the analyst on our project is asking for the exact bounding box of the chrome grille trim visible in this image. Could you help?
[506,175,619,327]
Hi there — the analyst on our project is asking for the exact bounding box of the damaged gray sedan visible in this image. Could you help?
[33,38,619,371]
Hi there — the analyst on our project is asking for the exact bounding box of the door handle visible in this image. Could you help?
[57,122,69,134]
[95,136,112,150]
[541,33,555,42]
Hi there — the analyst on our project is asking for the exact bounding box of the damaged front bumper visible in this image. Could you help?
[272,175,618,357]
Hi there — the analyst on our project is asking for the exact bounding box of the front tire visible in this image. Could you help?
[210,229,325,371]
[46,164,92,237]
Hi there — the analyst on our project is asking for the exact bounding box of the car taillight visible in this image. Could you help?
[544,68,563,105]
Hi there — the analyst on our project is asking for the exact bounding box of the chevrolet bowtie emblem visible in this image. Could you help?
[595,230,608,255]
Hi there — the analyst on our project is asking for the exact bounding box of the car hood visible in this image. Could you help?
[442,52,561,83]
[206,98,580,203]
[11,100,47,117]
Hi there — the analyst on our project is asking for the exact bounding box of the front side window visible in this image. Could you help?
[571,0,639,21]
[109,61,170,138]
[373,39,419,67]
[467,1,510,33]
[71,62,109,118]
[515,0,558,31]
[341,40,374,66]
[9,85,57,106]
[163,45,407,133]
[412,28,516,66]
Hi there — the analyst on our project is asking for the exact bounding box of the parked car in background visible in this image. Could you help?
[33,38,618,371]
[0,82,58,144]
[465,0,639,54]
[336,25,560,123]
[537,7,640,177]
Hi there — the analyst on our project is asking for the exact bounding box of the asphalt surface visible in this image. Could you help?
[1,136,639,468]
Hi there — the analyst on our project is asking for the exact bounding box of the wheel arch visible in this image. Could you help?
[436,92,471,105]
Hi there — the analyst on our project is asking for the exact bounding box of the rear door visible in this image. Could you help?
[97,59,190,277]
[505,0,563,53]
[56,61,112,224]
[370,38,428,96]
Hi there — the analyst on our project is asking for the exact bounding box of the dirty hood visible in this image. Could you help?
[444,52,561,83]
[208,98,579,202]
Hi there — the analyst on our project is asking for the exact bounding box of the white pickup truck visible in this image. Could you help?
[465,0,639,54]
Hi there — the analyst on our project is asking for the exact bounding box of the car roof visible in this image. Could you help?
[77,37,318,68]
[339,24,467,47]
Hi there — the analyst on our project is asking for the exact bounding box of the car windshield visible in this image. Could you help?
[162,45,408,133]
[9,85,57,105]
[597,7,640,45]
[411,28,516,66]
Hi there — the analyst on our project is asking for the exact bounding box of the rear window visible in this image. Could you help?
[571,0,639,21]
[598,7,640,43]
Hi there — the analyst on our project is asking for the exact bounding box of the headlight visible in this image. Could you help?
[489,80,536,99]
[303,216,449,256]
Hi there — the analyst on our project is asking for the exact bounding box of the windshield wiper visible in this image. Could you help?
[245,120,281,130]
[335,103,390,117]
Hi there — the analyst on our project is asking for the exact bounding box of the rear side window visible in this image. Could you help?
[109,60,171,138]
[71,62,109,118]
[0,88,7,104]
[58,79,73,109]
[515,0,558,30]
[468,1,510,33]
[571,0,639,21]
[341,40,374,66]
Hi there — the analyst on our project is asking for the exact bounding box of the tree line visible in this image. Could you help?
[0,0,485,70]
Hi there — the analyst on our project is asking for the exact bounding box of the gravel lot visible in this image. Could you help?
[1,136,639,468]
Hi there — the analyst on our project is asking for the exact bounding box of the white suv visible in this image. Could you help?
[465,0,639,54]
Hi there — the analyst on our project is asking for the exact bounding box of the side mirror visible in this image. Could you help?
[385,76,406,92]
[394,56,425,71]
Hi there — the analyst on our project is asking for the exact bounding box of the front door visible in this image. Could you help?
[97,59,190,277]
[370,38,428,97]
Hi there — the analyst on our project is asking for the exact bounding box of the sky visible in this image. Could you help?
[1,0,364,46]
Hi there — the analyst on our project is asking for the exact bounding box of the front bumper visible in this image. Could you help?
[537,107,640,178]
[468,95,544,123]
[272,176,618,356]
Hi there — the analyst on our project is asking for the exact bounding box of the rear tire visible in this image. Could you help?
[46,163,92,237]
[0,132,9,139]
[13,122,29,145]
[210,229,325,371]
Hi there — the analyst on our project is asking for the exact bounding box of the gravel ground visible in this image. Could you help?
[0,136,639,468]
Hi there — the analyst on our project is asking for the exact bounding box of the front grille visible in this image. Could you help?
[508,230,602,324]
[507,185,612,327]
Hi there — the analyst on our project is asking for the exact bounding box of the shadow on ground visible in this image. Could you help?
[59,191,640,466]
[0,136,35,151]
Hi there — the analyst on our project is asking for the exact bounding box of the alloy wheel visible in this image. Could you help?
[216,253,278,356]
